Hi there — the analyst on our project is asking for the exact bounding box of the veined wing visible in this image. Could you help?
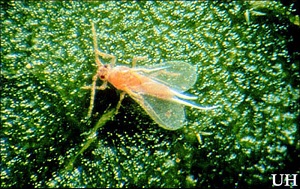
[136,61,197,92]
[129,92,186,130]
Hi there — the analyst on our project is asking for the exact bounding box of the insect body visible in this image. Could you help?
[82,23,218,130]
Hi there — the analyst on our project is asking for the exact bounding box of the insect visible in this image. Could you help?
[82,23,218,130]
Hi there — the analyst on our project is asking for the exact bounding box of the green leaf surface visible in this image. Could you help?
[1,1,299,188]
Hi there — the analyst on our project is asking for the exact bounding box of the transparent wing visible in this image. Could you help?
[129,93,186,130]
[136,61,197,92]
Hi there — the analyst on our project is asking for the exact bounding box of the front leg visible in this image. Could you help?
[91,23,116,67]
[82,74,108,118]
[95,50,117,66]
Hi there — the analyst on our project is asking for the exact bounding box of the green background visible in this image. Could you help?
[1,1,299,188]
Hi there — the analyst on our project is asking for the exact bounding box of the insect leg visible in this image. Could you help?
[95,50,116,66]
[114,89,143,115]
[82,74,108,118]
[115,91,126,115]
[132,56,148,67]
[86,73,98,118]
